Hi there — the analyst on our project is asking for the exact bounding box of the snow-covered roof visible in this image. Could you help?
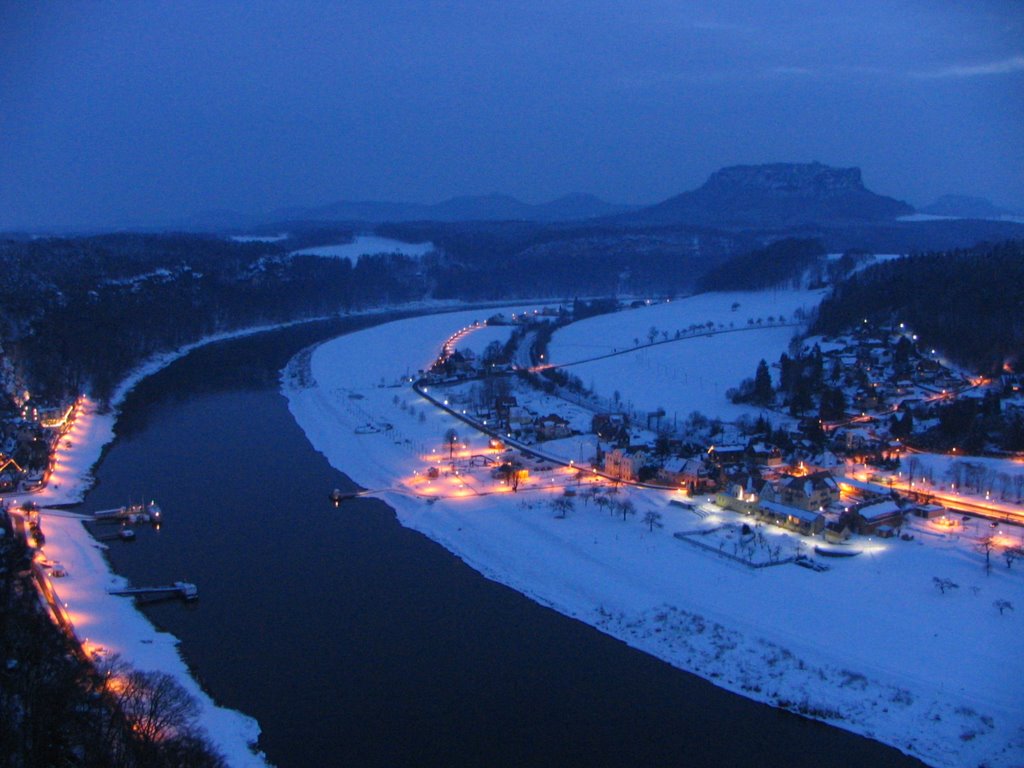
[759,499,822,523]
[855,499,903,521]
[713,443,747,453]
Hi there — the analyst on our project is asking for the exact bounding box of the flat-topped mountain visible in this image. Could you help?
[620,162,914,229]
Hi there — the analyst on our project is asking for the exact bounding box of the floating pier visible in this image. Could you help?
[92,500,163,524]
[108,581,198,602]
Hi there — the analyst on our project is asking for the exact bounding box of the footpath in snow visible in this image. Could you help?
[283,299,1024,768]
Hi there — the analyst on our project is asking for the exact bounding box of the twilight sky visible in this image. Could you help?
[1,0,1022,229]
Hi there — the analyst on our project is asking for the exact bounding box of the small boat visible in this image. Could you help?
[147,501,162,522]
[814,545,861,558]
[118,529,136,542]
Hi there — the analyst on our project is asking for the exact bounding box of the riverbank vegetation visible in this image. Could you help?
[0,509,225,766]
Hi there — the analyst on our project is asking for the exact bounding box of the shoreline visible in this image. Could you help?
[5,298,575,766]
[4,319,344,766]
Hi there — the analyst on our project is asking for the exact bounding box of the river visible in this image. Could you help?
[80,318,924,767]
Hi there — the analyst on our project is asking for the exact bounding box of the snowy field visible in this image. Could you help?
[547,290,825,424]
[451,323,517,358]
[290,235,433,262]
[284,308,1024,768]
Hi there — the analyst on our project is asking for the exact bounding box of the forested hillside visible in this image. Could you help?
[697,238,826,291]
[813,240,1024,372]
[0,235,422,402]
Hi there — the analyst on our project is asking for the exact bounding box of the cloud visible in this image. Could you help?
[912,55,1024,79]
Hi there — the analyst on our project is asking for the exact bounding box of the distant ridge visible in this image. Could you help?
[617,162,914,229]
[197,192,637,229]
[918,194,1014,219]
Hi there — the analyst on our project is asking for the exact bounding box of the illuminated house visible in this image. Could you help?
[658,457,717,493]
[603,448,647,482]
[774,471,839,512]
[851,499,905,536]
[535,413,572,441]
[715,473,768,515]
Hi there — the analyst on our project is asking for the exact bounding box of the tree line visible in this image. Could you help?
[813,240,1024,373]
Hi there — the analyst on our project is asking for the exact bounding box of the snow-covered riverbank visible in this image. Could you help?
[4,322,335,766]
[283,303,1024,768]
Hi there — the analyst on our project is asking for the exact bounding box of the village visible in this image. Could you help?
[0,392,81,495]
[409,298,1024,566]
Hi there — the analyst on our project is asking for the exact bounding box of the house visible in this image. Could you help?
[507,406,534,432]
[592,413,629,443]
[708,443,747,464]
[494,395,518,429]
[823,519,853,543]
[775,471,839,511]
[758,499,825,536]
[658,457,717,492]
[535,413,572,441]
[853,389,879,411]
[0,456,24,492]
[746,442,782,467]
[852,499,905,535]
[715,472,768,515]
[603,448,647,482]
[912,503,945,519]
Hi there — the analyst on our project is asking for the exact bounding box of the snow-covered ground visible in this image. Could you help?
[450,324,516,358]
[547,290,824,424]
[290,235,433,262]
[825,251,907,276]
[284,306,1024,768]
[230,233,289,243]
[898,214,1024,225]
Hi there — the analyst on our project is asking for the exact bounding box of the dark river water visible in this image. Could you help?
[80,317,924,767]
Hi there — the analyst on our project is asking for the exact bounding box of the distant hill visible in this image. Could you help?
[198,193,636,229]
[918,194,1014,219]
[617,162,914,229]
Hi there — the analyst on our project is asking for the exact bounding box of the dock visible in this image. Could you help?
[108,581,198,602]
[92,500,163,523]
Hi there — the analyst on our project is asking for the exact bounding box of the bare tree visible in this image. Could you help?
[978,536,996,574]
[932,576,959,594]
[117,669,201,745]
[994,599,1014,616]
[616,499,636,521]
[443,427,459,461]
[642,510,663,532]
[551,497,574,519]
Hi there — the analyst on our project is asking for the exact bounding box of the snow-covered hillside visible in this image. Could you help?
[290,235,433,262]
[548,290,825,423]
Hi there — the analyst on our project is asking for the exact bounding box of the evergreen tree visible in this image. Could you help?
[753,359,774,405]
